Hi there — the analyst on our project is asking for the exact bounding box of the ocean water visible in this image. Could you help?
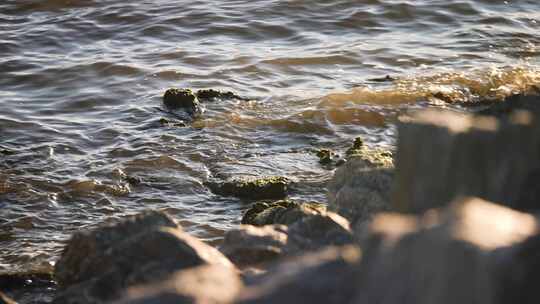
[1,0,539,296]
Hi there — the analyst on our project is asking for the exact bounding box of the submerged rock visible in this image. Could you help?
[238,246,362,304]
[353,197,540,304]
[392,108,540,214]
[208,176,290,200]
[158,117,187,127]
[115,264,242,304]
[196,89,246,101]
[54,211,233,303]
[327,145,394,236]
[163,88,202,115]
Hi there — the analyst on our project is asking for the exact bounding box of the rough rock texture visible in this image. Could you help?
[207,176,290,200]
[224,201,353,267]
[237,245,362,304]
[354,197,539,304]
[221,225,289,267]
[241,200,325,226]
[392,109,540,214]
[327,146,394,235]
[54,211,234,303]
[163,88,202,114]
[196,89,246,101]
[114,264,242,304]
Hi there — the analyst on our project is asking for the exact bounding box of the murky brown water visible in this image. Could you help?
[1,0,539,292]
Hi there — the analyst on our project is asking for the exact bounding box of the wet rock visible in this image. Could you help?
[241,200,325,226]
[221,225,289,267]
[226,201,354,266]
[238,245,362,304]
[158,117,187,127]
[208,176,290,200]
[392,109,540,214]
[114,264,242,304]
[354,197,539,304]
[479,90,540,117]
[0,292,16,304]
[196,88,246,101]
[368,75,396,82]
[327,145,394,236]
[54,211,233,303]
[163,88,202,115]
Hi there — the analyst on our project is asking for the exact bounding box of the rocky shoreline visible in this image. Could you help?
[2,89,540,303]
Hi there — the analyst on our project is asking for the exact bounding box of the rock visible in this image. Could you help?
[479,90,540,117]
[114,264,243,304]
[392,109,540,214]
[237,245,362,304]
[54,211,234,303]
[241,200,325,226]
[353,197,539,304]
[221,225,289,267]
[158,117,187,127]
[316,149,336,165]
[327,146,394,235]
[196,89,246,101]
[0,292,16,304]
[225,201,354,267]
[208,176,290,200]
[345,137,364,156]
[163,88,202,115]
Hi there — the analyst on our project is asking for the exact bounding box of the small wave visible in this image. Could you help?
[321,66,540,106]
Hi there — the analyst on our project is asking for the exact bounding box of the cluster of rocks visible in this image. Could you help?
[4,91,540,303]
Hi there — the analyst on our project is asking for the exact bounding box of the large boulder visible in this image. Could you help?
[353,197,539,304]
[392,109,540,213]
[114,264,243,304]
[327,146,394,235]
[53,211,234,303]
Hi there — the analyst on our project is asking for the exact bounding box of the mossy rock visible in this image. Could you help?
[196,89,245,101]
[208,176,290,200]
[241,200,326,226]
[345,137,364,156]
[163,88,202,115]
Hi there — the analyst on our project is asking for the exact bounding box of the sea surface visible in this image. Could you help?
[1,0,539,300]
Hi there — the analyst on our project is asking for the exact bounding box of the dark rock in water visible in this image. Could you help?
[0,272,55,304]
[158,117,187,127]
[353,197,539,304]
[114,264,243,304]
[241,200,326,226]
[0,292,16,304]
[345,137,364,156]
[237,246,362,304]
[392,109,540,214]
[479,91,540,117]
[163,88,201,114]
[54,210,234,303]
[208,176,290,200]
[316,149,335,165]
[196,89,246,101]
[221,225,289,267]
[368,75,396,83]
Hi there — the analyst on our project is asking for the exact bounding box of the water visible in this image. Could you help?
[1,0,539,289]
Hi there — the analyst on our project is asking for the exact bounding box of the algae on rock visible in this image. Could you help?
[208,176,290,200]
